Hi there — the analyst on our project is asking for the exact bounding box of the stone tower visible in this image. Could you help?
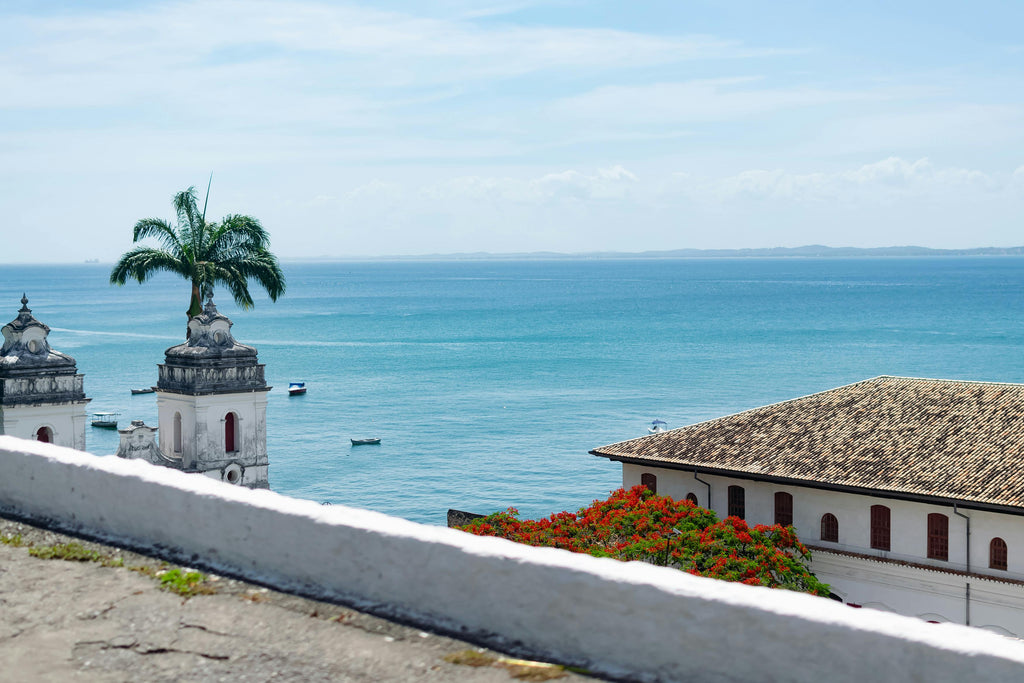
[155,299,270,488]
[0,295,90,449]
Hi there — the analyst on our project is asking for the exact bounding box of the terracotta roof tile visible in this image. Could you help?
[591,376,1024,510]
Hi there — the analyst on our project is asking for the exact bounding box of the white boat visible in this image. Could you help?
[648,419,667,434]
[288,382,306,396]
[91,412,120,429]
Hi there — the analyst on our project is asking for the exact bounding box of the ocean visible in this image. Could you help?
[2,257,1023,525]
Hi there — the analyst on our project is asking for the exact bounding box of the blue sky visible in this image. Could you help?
[2,0,1023,261]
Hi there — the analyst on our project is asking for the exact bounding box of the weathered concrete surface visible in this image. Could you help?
[0,516,592,683]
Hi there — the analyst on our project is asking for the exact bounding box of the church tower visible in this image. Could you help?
[155,299,270,488]
[0,295,89,449]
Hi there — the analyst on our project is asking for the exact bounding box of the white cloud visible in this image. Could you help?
[663,157,1009,205]
[416,165,639,203]
[813,104,1024,155]
[549,78,876,126]
[0,1,776,114]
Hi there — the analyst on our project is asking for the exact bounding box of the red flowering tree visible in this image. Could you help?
[458,485,830,596]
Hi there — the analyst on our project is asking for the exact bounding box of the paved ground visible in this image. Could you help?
[0,515,598,682]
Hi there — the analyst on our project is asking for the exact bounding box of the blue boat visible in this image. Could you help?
[288,382,306,396]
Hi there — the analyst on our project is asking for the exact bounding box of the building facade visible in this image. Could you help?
[154,299,270,488]
[592,376,1024,637]
[0,295,89,449]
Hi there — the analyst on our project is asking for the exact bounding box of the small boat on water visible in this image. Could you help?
[288,382,307,396]
[648,419,668,434]
[130,388,155,395]
[351,438,381,446]
[91,412,120,429]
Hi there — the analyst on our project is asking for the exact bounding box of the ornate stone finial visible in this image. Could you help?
[19,293,29,313]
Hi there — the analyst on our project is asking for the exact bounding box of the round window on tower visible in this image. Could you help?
[224,463,243,485]
[27,339,39,353]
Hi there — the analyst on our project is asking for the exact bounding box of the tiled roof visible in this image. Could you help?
[591,376,1024,510]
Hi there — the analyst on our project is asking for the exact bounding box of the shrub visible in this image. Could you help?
[458,485,829,596]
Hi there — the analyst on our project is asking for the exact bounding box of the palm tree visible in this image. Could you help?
[110,182,286,336]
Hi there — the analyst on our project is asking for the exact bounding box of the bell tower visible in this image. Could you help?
[155,299,270,488]
[0,295,89,449]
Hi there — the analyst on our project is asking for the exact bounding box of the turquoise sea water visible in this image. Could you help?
[2,257,1024,525]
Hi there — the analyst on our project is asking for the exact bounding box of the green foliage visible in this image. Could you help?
[110,184,286,323]
[0,533,24,547]
[159,568,216,597]
[459,485,830,596]
[27,541,124,567]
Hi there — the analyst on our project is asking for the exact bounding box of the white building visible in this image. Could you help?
[0,295,89,449]
[153,299,270,488]
[591,376,1024,637]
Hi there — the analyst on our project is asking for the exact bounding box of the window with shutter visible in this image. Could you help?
[820,513,839,542]
[728,485,745,520]
[870,505,890,551]
[774,492,793,526]
[927,513,948,561]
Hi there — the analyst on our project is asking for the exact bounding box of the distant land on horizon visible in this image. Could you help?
[9,245,1024,266]
[292,245,1024,262]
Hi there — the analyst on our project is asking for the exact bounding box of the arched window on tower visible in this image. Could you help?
[35,426,52,443]
[728,485,745,519]
[225,412,238,453]
[173,412,182,454]
[990,537,1008,571]
[820,513,839,542]
[927,513,949,561]
[774,492,793,526]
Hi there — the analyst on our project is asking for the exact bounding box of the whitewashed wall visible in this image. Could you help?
[156,390,268,486]
[623,463,1024,635]
[5,436,1024,683]
[0,401,87,451]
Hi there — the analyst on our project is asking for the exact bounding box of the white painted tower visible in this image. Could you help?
[155,299,270,488]
[0,295,89,449]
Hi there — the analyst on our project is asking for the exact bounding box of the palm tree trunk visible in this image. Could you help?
[186,282,203,338]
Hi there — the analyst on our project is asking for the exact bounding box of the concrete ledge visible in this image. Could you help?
[3,435,1024,682]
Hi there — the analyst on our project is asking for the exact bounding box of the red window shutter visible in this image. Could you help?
[225,413,236,453]
[728,486,745,519]
[927,513,948,561]
[774,492,793,526]
[870,505,890,551]
[820,513,839,542]
[990,538,1008,571]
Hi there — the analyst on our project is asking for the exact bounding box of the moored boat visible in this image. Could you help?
[648,419,667,434]
[351,437,381,446]
[91,412,120,429]
[130,388,155,395]
[288,382,306,396]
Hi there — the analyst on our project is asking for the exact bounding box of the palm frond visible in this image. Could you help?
[109,247,188,285]
[173,187,199,231]
[208,215,271,261]
[226,251,287,301]
[132,218,182,252]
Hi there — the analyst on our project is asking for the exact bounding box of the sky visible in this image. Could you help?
[2,0,1023,262]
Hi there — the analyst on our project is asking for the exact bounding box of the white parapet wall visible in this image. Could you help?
[3,435,1024,683]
